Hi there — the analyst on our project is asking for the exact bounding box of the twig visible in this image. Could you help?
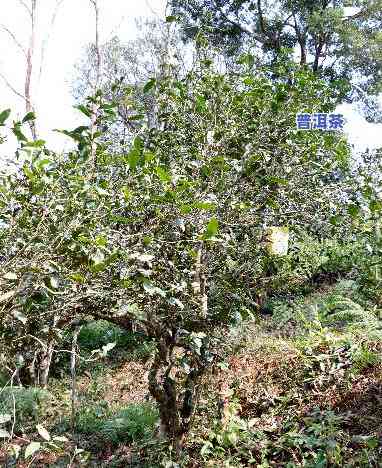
[0,71,27,101]
[70,325,82,438]
[0,25,27,57]
[17,0,32,18]
[38,0,66,86]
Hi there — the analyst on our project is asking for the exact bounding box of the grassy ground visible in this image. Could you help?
[1,279,382,467]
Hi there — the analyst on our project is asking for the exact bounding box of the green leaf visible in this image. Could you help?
[143,78,156,93]
[203,217,219,239]
[143,280,166,298]
[109,215,131,225]
[75,104,92,117]
[25,441,41,458]
[193,202,215,211]
[121,186,132,200]
[329,215,340,225]
[180,204,192,214]
[0,414,11,424]
[95,235,107,247]
[23,164,34,181]
[101,342,116,356]
[69,273,86,283]
[25,139,46,148]
[200,441,213,456]
[156,166,172,183]
[366,437,379,449]
[127,149,140,170]
[165,15,177,22]
[144,151,155,163]
[238,53,254,67]
[0,429,10,438]
[3,272,17,280]
[123,303,146,320]
[129,114,144,121]
[72,125,89,134]
[22,112,36,123]
[53,436,68,443]
[196,95,207,113]
[369,199,382,213]
[0,109,11,125]
[12,123,27,142]
[347,204,360,218]
[36,424,51,441]
[12,309,28,325]
[33,158,51,171]
[133,135,144,150]
[53,126,88,142]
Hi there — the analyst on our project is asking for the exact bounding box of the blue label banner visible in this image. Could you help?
[296,113,345,130]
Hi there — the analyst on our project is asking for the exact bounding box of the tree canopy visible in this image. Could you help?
[170,0,382,109]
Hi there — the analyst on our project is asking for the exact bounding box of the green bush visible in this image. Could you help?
[74,401,111,434]
[100,403,159,444]
[73,402,158,445]
[351,346,380,371]
[0,386,52,429]
[268,279,382,337]
[0,372,8,387]
[289,235,361,283]
[78,320,140,350]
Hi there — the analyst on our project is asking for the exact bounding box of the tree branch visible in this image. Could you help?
[292,13,306,66]
[343,9,370,22]
[0,71,27,101]
[17,0,32,18]
[85,309,144,332]
[24,0,37,140]
[257,0,267,35]
[213,0,267,44]
[89,0,101,175]
[0,25,27,57]
[38,0,66,85]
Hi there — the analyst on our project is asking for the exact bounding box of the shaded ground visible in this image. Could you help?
[2,281,382,466]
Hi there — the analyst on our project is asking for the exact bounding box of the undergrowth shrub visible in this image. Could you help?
[77,320,155,362]
[100,403,158,444]
[209,234,360,326]
[200,399,378,467]
[78,320,142,350]
[0,373,7,387]
[269,280,382,336]
[351,345,380,371]
[74,401,110,434]
[52,321,154,379]
[0,386,52,430]
[200,322,381,467]
[73,402,158,446]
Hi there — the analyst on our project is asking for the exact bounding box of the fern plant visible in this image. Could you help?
[100,403,159,444]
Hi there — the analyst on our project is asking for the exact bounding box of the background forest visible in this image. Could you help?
[0,0,382,466]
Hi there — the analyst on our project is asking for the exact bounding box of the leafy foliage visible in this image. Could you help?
[170,0,382,116]
[0,387,52,431]
[100,403,159,444]
[0,30,381,464]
